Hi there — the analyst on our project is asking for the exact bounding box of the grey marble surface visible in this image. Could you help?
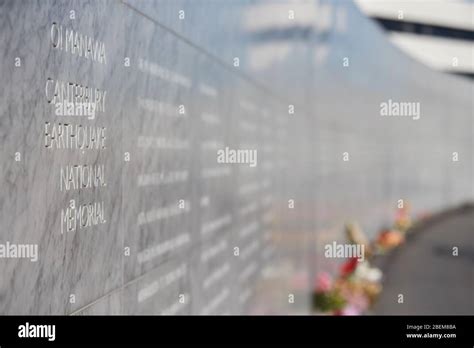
[0,0,472,315]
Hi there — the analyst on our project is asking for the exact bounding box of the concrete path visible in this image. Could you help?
[373,206,473,315]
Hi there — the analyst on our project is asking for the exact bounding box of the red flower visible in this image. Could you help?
[340,257,358,277]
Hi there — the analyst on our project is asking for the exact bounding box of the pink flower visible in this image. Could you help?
[345,292,369,312]
[337,305,361,316]
[315,272,332,292]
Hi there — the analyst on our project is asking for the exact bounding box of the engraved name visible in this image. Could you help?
[45,122,106,150]
[50,23,106,64]
[60,164,106,191]
[61,200,106,234]
[45,78,106,113]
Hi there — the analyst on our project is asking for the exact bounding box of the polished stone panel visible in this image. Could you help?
[0,0,472,315]
[0,0,126,314]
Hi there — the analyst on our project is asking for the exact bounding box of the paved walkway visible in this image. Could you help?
[373,205,473,315]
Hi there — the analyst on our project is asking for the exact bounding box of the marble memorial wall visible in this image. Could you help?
[0,0,472,314]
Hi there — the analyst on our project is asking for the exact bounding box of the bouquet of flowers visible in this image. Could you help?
[312,272,346,313]
[394,205,412,232]
[335,258,382,312]
[313,256,383,315]
[314,204,418,315]
[375,228,405,252]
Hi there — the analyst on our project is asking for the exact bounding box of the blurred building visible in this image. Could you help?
[356,0,474,78]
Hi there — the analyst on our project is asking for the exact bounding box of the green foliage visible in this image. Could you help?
[312,290,346,312]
